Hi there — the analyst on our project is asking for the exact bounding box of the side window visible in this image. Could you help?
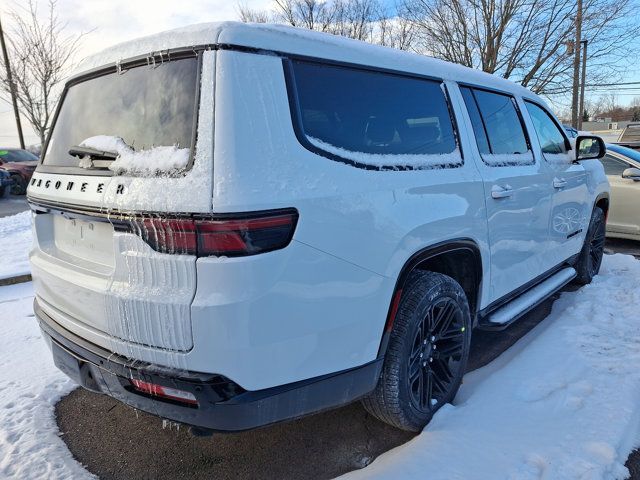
[287,60,461,169]
[460,87,490,155]
[524,101,568,156]
[460,86,531,165]
[600,155,629,176]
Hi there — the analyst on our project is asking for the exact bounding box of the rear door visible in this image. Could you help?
[459,86,555,302]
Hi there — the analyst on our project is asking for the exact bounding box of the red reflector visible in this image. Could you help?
[385,289,403,332]
[130,379,198,406]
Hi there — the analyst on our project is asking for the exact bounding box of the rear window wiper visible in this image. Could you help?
[69,145,118,160]
[69,145,118,169]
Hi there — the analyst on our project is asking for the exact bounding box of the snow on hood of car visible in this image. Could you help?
[79,135,190,176]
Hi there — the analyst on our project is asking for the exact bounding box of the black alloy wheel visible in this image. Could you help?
[587,213,605,278]
[575,206,605,285]
[406,297,466,413]
[10,174,26,195]
[362,271,471,432]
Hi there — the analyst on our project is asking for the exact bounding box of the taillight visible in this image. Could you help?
[123,209,298,257]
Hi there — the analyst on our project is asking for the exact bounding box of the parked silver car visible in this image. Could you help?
[600,144,640,240]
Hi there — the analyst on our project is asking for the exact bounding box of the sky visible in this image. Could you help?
[0,0,637,147]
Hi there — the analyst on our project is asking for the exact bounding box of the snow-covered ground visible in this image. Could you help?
[345,254,640,480]
[1,211,639,478]
[0,282,91,479]
[0,210,31,279]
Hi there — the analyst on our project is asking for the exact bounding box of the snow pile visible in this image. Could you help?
[0,211,32,279]
[79,135,132,156]
[307,137,463,169]
[79,135,190,176]
[344,253,640,480]
[481,151,534,166]
[0,283,91,479]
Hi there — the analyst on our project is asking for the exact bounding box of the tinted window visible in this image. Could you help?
[460,87,490,155]
[290,61,457,159]
[600,155,629,176]
[44,57,199,168]
[0,149,38,162]
[471,89,529,155]
[525,102,568,155]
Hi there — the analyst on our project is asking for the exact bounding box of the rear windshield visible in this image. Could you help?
[43,57,199,168]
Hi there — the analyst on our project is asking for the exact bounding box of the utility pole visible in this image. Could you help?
[0,15,25,149]
[571,0,582,129]
[578,39,588,130]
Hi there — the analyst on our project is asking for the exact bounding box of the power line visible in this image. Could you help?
[584,81,640,87]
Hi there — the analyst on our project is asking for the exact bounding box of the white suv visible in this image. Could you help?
[27,22,609,433]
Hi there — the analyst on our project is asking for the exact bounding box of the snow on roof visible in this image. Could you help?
[75,22,536,100]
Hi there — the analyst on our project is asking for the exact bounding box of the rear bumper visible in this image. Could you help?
[35,298,382,432]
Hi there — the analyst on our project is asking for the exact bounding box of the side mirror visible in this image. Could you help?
[575,135,606,161]
[622,167,640,181]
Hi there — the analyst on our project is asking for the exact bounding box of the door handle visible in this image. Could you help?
[491,184,514,199]
[553,178,568,188]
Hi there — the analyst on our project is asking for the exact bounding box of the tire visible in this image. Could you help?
[10,174,26,195]
[362,271,472,432]
[574,206,605,285]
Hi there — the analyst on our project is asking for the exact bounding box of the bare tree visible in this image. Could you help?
[237,0,416,49]
[581,98,594,122]
[594,92,618,115]
[273,0,334,31]
[401,0,637,96]
[0,0,86,145]
[237,3,273,23]
[377,14,416,50]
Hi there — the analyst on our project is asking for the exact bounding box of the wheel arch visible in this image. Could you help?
[595,192,609,219]
[376,238,483,358]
